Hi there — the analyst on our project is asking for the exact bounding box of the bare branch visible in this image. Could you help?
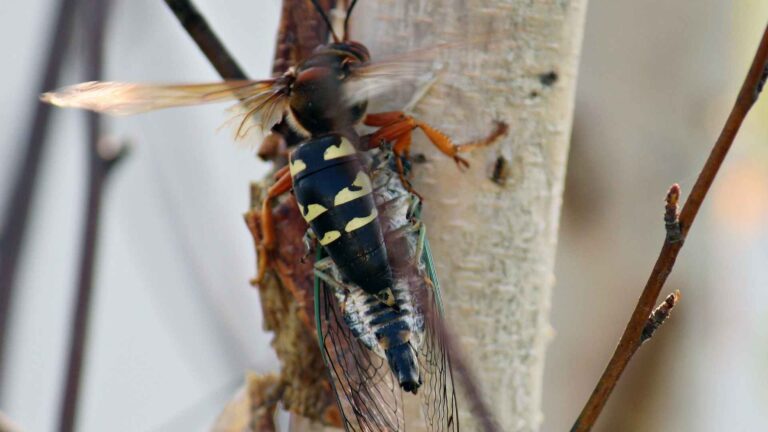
[163,0,247,79]
[571,23,768,432]
[58,1,126,431]
[0,0,80,393]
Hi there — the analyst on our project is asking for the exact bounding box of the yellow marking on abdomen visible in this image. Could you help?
[318,230,341,245]
[334,172,373,206]
[323,137,356,160]
[301,203,328,222]
[345,208,378,233]
[289,158,307,176]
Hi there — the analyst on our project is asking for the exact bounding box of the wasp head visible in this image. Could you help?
[288,42,371,135]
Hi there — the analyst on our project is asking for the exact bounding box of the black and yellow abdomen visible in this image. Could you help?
[289,134,394,296]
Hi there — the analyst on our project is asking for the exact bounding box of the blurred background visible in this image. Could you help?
[1,0,767,431]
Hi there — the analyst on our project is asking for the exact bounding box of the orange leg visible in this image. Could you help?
[272,164,290,180]
[365,111,507,170]
[365,111,507,195]
[256,171,293,283]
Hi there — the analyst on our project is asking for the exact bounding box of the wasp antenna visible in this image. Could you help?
[310,0,340,43]
[343,0,359,41]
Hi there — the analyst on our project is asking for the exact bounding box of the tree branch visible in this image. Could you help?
[163,0,247,80]
[58,1,126,430]
[571,22,768,432]
[0,0,80,395]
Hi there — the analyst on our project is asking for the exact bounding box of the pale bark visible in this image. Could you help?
[353,1,588,430]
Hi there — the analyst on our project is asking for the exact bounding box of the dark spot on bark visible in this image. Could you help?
[539,71,558,87]
[490,156,509,185]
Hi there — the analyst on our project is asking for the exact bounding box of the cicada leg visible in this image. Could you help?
[313,258,354,313]
[256,170,294,284]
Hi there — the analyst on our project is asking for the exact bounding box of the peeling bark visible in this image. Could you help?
[353,1,587,430]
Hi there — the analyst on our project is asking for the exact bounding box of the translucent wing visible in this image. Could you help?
[416,230,460,432]
[343,46,443,107]
[41,79,292,139]
[315,273,406,432]
[344,61,429,106]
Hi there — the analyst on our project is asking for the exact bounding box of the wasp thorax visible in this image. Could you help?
[289,45,368,135]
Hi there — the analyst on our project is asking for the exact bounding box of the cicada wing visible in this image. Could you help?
[316,277,406,432]
[416,234,460,432]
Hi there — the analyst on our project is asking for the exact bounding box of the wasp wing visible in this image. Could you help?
[342,39,483,108]
[343,59,430,106]
[41,79,291,139]
[342,45,446,107]
[315,275,406,432]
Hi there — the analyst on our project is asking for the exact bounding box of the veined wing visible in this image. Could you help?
[342,40,478,108]
[315,273,405,432]
[416,228,460,432]
[343,47,439,107]
[41,78,292,138]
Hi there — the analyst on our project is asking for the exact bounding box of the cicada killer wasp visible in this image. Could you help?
[42,0,506,429]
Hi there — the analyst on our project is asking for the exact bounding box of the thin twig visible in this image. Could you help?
[0,0,80,395]
[571,23,768,432]
[163,0,247,80]
[58,1,126,430]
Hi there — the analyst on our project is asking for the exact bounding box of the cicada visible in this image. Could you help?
[312,147,459,431]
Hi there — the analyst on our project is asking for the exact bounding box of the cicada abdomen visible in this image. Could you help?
[314,149,459,432]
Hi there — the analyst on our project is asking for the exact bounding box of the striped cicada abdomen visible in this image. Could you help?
[313,149,459,432]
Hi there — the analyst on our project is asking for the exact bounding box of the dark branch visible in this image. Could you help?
[571,23,768,432]
[58,1,124,430]
[0,0,80,396]
[163,0,247,79]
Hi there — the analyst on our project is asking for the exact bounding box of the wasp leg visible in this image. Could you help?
[256,170,294,284]
[364,114,422,195]
[272,163,290,180]
[365,112,509,170]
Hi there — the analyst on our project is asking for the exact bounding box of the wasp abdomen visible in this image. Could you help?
[290,134,393,295]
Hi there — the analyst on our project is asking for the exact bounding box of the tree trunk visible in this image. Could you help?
[352,1,588,430]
